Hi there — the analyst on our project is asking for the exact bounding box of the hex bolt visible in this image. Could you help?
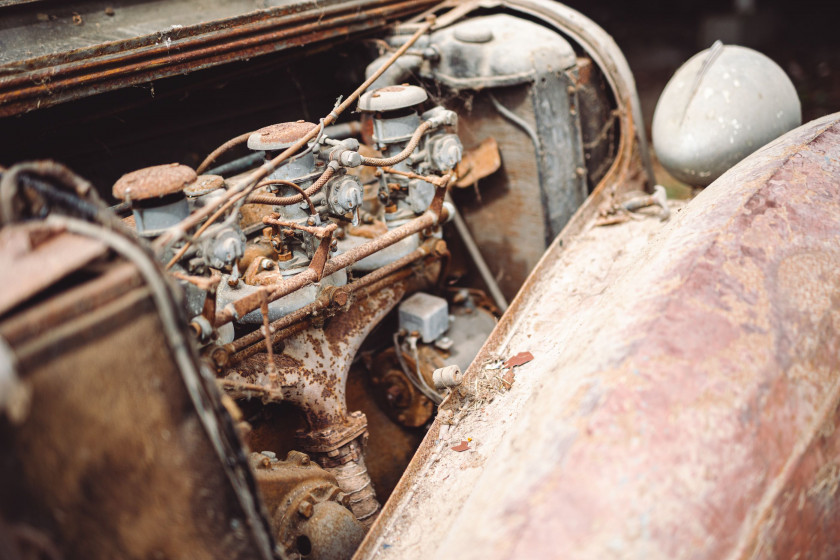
[298,500,314,518]
[336,492,349,507]
[288,450,311,465]
[330,286,349,307]
[210,346,230,369]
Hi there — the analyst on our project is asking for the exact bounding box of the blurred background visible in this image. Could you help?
[564,0,840,130]
[563,0,840,192]
[1,0,837,195]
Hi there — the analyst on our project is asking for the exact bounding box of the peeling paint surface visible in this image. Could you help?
[356,114,840,560]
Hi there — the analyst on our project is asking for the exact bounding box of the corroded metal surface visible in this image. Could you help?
[358,114,840,559]
[185,174,225,197]
[247,121,318,151]
[0,0,438,116]
[112,163,196,201]
[0,244,274,560]
[251,450,364,559]
[0,224,107,317]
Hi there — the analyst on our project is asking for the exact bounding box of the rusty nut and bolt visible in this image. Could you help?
[210,346,230,369]
[298,500,314,518]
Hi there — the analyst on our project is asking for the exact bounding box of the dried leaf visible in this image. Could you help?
[451,440,470,452]
[501,369,515,389]
[504,351,534,368]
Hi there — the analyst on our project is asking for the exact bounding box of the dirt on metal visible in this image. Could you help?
[249,121,318,150]
[112,163,196,201]
[357,113,840,560]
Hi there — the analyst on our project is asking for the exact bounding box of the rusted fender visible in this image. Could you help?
[357,113,840,560]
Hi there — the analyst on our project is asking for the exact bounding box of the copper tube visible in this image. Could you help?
[361,121,431,167]
[153,18,435,253]
[248,178,316,214]
[379,165,449,187]
[229,321,312,363]
[164,187,250,269]
[256,166,335,207]
[195,131,253,175]
[227,238,441,360]
[214,203,447,326]
[165,166,336,270]
[262,217,337,238]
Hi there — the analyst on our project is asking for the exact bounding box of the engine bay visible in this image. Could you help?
[0,3,648,559]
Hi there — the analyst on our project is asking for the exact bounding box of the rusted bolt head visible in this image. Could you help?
[298,500,314,518]
[210,346,229,368]
[336,492,349,506]
[331,287,350,307]
[434,240,448,256]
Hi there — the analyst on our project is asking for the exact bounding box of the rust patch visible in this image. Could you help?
[503,351,533,368]
[454,137,502,188]
[112,163,195,201]
[358,115,840,560]
[248,121,317,150]
[0,0,439,117]
[451,441,470,452]
[184,174,225,197]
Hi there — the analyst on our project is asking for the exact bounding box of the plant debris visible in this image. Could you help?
[503,351,533,368]
[485,359,504,370]
[451,440,470,452]
[501,369,516,389]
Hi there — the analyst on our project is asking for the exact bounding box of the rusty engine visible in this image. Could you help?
[5,0,832,559]
[0,3,628,558]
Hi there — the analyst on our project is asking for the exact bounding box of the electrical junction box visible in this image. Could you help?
[398,292,449,343]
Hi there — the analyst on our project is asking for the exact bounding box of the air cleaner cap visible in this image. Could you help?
[247,121,318,151]
[358,85,428,113]
[184,174,225,197]
[112,163,196,202]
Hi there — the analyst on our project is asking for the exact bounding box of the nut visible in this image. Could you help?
[298,500,314,518]
[210,346,230,369]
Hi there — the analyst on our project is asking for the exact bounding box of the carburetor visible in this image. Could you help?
[245,120,364,267]
[216,121,362,324]
[357,85,461,222]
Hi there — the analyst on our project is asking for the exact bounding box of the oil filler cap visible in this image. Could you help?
[358,85,428,113]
